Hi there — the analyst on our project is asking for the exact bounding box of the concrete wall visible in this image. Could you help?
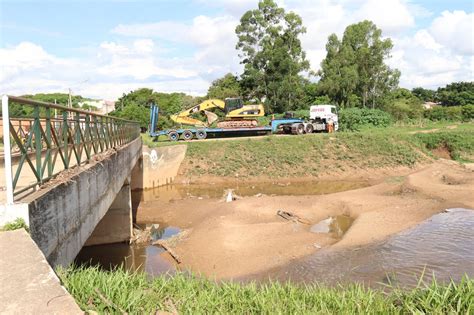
[24,138,142,267]
[84,182,133,246]
[131,144,186,190]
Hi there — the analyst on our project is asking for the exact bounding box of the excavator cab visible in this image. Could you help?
[224,98,245,114]
[224,98,264,117]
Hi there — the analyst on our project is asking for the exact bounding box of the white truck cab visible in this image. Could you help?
[309,105,339,131]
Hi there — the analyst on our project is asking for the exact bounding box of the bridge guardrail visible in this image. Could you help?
[1,95,141,203]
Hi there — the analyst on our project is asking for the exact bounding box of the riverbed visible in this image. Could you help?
[76,160,474,287]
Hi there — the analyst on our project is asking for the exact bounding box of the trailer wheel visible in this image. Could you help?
[182,130,193,141]
[305,124,314,134]
[196,130,207,140]
[291,123,305,135]
[168,131,179,141]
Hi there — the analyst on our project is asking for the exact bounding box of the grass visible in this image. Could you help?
[172,123,474,179]
[0,218,29,232]
[58,266,474,314]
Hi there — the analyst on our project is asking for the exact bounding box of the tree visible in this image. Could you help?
[112,88,200,129]
[381,88,423,120]
[436,82,474,106]
[207,73,241,99]
[412,87,435,102]
[235,0,310,113]
[319,20,399,108]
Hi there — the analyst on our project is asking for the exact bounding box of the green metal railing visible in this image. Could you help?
[1,95,140,202]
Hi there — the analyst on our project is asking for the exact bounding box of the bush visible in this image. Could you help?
[461,104,474,121]
[424,106,463,121]
[339,108,392,131]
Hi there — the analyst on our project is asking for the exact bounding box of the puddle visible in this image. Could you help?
[259,209,474,288]
[75,223,180,277]
[136,180,370,203]
[310,215,354,238]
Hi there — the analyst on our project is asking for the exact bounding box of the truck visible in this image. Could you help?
[148,103,338,141]
[273,104,339,135]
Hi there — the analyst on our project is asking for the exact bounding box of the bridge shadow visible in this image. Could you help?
[131,156,144,223]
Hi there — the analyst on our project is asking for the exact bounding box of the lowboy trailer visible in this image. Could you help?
[148,103,338,141]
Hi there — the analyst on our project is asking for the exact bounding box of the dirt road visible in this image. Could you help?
[137,160,473,279]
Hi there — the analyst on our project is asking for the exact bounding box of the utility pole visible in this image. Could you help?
[68,88,73,118]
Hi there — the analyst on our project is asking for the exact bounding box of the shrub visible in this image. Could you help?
[461,104,474,121]
[339,108,392,131]
[424,106,463,121]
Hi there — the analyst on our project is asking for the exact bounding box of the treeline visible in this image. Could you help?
[1,93,92,117]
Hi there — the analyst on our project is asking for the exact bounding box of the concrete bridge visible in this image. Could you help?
[0,95,143,266]
[0,95,189,313]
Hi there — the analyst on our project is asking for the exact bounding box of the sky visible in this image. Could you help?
[0,0,473,100]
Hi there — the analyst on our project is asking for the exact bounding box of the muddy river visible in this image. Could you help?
[76,181,474,287]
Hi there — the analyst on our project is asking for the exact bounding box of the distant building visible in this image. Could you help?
[423,101,439,110]
[79,100,116,114]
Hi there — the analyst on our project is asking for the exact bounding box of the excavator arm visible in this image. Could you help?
[170,99,225,127]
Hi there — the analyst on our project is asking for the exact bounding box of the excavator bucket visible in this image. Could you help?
[203,110,218,125]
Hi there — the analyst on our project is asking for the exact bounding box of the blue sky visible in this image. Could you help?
[1,0,473,99]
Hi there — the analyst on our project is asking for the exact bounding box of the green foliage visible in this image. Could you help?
[382,88,424,120]
[1,218,29,232]
[319,20,399,108]
[424,106,463,121]
[236,0,310,113]
[413,130,474,160]
[1,93,91,117]
[112,88,200,129]
[412,87,435,102]
[111,103,150,128]
[461,104,474,121]
[436,82,474,106]
[207,73,241,99]
[23,93,89,108]
[59,266,474,314]
[339,108,392,131]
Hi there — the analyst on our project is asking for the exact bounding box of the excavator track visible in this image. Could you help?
[217,119,258,129]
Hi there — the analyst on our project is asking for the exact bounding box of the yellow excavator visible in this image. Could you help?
[170,97,265,128]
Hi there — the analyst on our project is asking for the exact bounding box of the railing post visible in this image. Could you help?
[34,105,43,183]
[2,95,14,204]
[62,111,69,169]
[45,107,52,177]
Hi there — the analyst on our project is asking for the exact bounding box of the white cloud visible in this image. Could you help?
[353,0,415,34]
[429,10,474,55]
[1,2,473,100]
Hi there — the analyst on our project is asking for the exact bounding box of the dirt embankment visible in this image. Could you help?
[137,159,474,280]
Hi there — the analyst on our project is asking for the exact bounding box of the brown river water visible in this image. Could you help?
[76,182,474,287]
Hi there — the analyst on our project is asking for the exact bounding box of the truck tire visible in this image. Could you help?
[196,130,207,140]
[291,123,305,135]
[168,131,179,141]
[305,124,314,134]
[182,130,193,141]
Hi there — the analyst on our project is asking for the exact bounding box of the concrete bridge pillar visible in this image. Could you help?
[84,179,133,246]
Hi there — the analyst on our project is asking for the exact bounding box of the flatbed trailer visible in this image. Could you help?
[149,104,273,141]
[149,104,335,141]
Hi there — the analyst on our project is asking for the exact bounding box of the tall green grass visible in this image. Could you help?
[58,266,473,314]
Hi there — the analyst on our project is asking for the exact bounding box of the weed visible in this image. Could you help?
[0,218,29,232]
